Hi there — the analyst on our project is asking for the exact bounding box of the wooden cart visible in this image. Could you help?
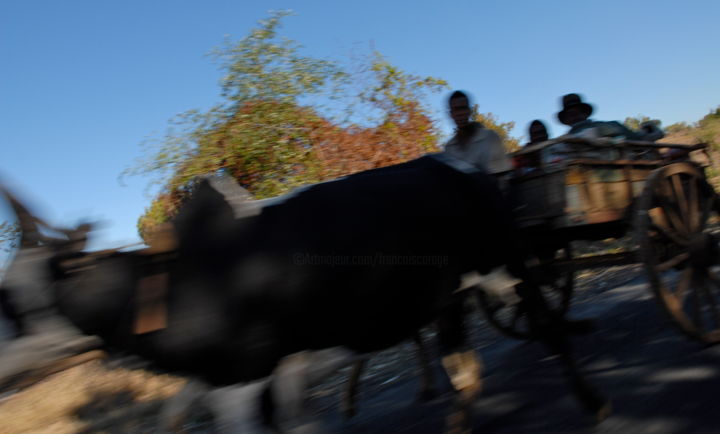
[477,136,720,344]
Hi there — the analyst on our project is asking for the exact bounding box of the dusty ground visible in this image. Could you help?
[0,359,190,434]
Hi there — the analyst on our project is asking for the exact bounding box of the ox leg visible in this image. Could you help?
[1,247,91,344]
[440,351,483,434]
[162,379,284,434]
[342,357,366,419]
[515,283,610,421]
[342,331,434,420]
[159,380,210,432]
[0,287,24,338]
[413,331,436,402]
[559,351,612,422]
[204,379,272,434]
[272,348,359,433]
[539,327,610,421]
[437,298,482,434]
[341,332,436,419]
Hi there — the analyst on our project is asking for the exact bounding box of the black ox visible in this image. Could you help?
[1,154,607,432]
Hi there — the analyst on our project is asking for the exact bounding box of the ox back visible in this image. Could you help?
[52,155,519,386]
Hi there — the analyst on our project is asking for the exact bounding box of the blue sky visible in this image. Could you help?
[1,0,719,255]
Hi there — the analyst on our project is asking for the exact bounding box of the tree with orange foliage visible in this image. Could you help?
[313,52,447,179]
[127,12,447,239]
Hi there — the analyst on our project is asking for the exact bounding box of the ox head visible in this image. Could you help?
[0,185,97,335]
[170,174,259,265]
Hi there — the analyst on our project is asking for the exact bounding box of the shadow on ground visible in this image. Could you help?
[314,277,720,433]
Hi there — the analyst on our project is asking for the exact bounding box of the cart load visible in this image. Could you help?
[479,137,720,344]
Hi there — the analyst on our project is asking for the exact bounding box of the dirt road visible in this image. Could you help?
[3,264,720,433]
[316,265,720,433]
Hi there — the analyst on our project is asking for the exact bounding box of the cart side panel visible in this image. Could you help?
[511,171,566,225]
[512,160,665,230]
[572,165,633,224]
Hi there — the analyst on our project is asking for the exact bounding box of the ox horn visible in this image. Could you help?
[0,184,45,248]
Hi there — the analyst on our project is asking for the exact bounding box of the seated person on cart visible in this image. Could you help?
[558,93,664,141]
[512,120,548,175]
[550,93,665,161]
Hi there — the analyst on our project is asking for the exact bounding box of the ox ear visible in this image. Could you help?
[142,222,178,254]
[172,177,237,249]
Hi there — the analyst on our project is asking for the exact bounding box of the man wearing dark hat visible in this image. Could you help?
[557,93,595,133]
[557,93,663,141]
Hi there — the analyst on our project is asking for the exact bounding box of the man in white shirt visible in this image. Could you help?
[440,91,521,323]
[443,90,512,175]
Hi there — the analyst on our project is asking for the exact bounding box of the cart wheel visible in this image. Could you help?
[476,246,575,340]
[636,162,720,344]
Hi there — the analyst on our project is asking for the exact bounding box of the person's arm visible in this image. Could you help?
[638,121,665,142]
[483,130,513,175]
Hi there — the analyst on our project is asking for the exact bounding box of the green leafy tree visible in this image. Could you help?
[624,115,661,131]
[696,107,720,147]
[309,52,447,178]
[129,12,448,239]
[125,10,345,192]
[661,108,720,148]
[665,121,692,134]
[657,107,720,189]
[128,11,348,237]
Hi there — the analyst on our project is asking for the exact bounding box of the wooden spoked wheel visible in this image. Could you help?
[477,246,575,340]
[635,162,720,344]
